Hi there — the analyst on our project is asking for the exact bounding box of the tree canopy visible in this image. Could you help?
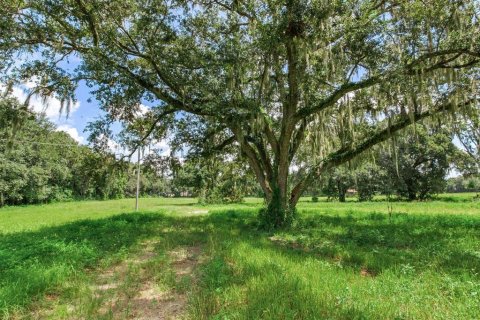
[0,95,129,205]
[1,0,479,227]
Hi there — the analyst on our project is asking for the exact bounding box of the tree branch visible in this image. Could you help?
[295,49,480,121]
[124,107,177,159]
[230,124,272,198]
[75,0,99,46]
[289,118,307,162]
[289,98,476,206]
[246,136,274,182]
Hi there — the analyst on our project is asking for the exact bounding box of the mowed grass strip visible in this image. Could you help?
[0,195,479,319]
[0,197,199,234]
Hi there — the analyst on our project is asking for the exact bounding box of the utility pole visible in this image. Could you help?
[135,147,141,211]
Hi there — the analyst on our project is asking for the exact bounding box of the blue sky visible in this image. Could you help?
[12,79,100,145]
[11,75,171,158]
[68,81,107,144]
[10,54,175,156]
[8,53,100,145]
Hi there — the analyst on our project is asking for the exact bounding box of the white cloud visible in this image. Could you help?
[151,139,171,156]
[11,86,80,121]
[56,125,85,144]
[2,82,85,144]
[137,104,150,116]
[107,138,123,154]
[98,134,128,158]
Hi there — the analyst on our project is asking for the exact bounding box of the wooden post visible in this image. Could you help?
[135,147,141,211]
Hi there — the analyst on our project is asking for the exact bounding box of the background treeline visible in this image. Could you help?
[307,125,479,202]
[1,96,478,207]
[446,176,480,193]
[0,96,259,206]
[125,152,261,202]
[0,97,130,206]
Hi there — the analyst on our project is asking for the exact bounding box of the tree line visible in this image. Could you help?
[0,95,260,206]
[312,124,474,202]
[0,96,129,206]
[1,92,478,207]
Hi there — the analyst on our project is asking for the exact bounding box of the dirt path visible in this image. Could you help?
[89,241,203,319]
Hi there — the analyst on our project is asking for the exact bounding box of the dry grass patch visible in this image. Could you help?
[88,242,203,320]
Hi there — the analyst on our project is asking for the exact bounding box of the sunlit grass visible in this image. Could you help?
[0,194,479,319]
[189,208,480,319]
[0,197,198,234]
[2,194,478,234]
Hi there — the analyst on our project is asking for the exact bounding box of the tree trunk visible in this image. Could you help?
[407,184,417,201]
[338,182,347,202]
[259,173,297,229]
[408,192,417,201]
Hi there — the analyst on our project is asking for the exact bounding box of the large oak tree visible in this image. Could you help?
[1,0,479,227]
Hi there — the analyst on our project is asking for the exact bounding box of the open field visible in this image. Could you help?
[1,194,479,319]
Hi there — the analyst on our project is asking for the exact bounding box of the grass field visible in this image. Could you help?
[0,194,479,319]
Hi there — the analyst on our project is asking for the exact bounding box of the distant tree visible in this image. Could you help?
[379,125,456,200]
[447,176,480,193]
[0,159,26,206]
[125,151,172,197]
[355,163,385,202]
[0,95,129,206]
[74,151,128,200]
[0,96,80,204]
[172,155,257,204]
[323,167,355,202]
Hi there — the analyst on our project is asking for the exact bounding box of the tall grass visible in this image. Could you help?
[0,196,479,319]
[187,209,480,319]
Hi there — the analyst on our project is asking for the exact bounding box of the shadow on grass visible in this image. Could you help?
[258,211,480,275]
[176,209,480,278]
[195,209,480,288]
[1,207,479,318]
[155,202,199,207]
[189,209,480,319]
[0,211,207,315]
[432,194,480,203]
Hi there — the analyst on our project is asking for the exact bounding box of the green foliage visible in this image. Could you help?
[355,163,385,202]
[173,156,257,204]
[447,176,480,193]
[454,113,480,175]
[311,125,460,202]
[2,0,479,228]
[0,96,128,206]
[73,151,128,200]
[379,126,456,200]
[322,167,355,202]
[2,197,480,318]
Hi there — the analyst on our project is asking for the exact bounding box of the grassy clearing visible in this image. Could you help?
[0,211,209,319]
[0,198,199,234]
[0,195,479,319]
